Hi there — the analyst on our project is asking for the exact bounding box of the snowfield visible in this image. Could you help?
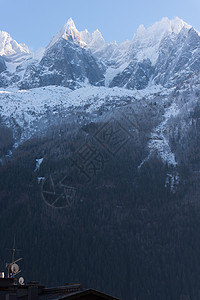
[0,84,174,159]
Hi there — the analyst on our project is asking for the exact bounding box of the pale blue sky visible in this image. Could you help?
[0,0,200,51]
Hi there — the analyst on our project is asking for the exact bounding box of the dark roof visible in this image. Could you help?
[0,278,120,300]
[38,284,83,300]
[59,289,120,300]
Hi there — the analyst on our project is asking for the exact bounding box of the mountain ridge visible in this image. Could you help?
[0,16,199,91]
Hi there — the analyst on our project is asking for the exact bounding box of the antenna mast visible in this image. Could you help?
[6,237,22,278]
[12,236,16,263]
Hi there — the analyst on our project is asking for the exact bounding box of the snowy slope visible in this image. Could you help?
[138,102,179,169]
[0,82,176,159]
[0,85,142,146]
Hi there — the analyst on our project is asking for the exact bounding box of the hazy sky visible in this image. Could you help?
[0,0,200,51]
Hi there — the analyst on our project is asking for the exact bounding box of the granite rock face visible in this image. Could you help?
[153,28,200,86]
[20,38,106,90]
[109,27,200,89]
[109,59,154,90]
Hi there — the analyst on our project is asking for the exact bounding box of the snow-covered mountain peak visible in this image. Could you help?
[159,17,191,34]
[47,18,86,49]
[0,30,30,56]
[169,17,189,32]
[133,17,191,42]
[64,17,76,31]
[129,17,193,65]
[62,18,85,45]
[47,18,106,53]
[134,24,146,37]
[79,28,103,44]
[92,29,102,37]
[80,28,106,53]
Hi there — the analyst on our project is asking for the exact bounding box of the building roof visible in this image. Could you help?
[0,278,120,300]
[59,289,120,300]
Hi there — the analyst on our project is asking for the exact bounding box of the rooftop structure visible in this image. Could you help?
[0,279,120,300]
[0,240,120,300]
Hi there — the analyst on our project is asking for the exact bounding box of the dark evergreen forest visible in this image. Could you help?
[0,103,200,300]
